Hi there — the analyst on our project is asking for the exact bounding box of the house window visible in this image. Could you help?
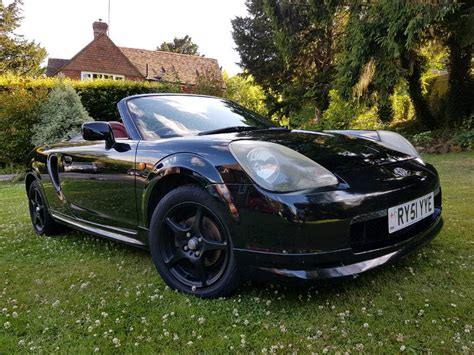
[81,72,125,81]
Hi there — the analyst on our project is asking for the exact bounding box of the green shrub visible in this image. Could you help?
[351,107,384,130]
[320,90,359,129]
[406,128,473,154]
[290,103,317,129]
[0,83,47,164]
[223,73,268,116]
[391,90,414,125]
[32,84,91,146]
[451,130,474,150]
[411,131,435,147]
[305,90,385,131]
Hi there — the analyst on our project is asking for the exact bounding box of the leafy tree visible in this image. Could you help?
[0,0,46,76]
[158,35,200,55]
[336,1,456,127]
[32,84,91,146]
[263,0,345,120]
[231,0,286,116]
[233,0,345,123]
[234,0,472,129]
[223,72,268,116]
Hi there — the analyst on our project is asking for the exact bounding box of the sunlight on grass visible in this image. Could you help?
[0,152,472,352]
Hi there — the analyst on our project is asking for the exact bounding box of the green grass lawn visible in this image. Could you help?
[0,152,473,353]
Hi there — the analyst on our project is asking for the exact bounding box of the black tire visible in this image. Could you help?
[28,180,62,235]
[149,185,240,298]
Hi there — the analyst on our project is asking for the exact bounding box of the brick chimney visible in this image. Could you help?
[93,20,108,38]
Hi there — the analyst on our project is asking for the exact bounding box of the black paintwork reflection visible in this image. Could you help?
[38,140,138,230]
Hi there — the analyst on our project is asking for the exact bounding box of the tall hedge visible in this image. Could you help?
[0,82,47,164]
[0,75,181,120]
[0,75,181,164]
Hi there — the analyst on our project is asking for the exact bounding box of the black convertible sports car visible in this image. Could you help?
[26,94,443,297]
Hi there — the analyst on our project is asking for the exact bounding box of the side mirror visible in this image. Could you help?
[82,122,116,149]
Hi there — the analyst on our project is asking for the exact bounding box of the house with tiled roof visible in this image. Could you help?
[46,21,223,89]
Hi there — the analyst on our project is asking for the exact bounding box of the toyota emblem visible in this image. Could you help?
[393,167,410,177]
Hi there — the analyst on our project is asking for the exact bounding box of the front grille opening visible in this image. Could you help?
[350,191,441,253]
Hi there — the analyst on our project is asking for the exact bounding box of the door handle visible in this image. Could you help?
[63,155,73,166]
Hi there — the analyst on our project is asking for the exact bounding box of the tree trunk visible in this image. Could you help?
[377,88,395,123]
[314,106,321,124]
[446,38,473,125]
[401,55,435,129]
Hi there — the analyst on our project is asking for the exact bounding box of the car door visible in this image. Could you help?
[59,138,139,231]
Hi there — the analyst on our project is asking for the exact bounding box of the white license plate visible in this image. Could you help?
[388,192,434,233]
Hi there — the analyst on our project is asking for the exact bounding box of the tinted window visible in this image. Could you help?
[127,95,271,139]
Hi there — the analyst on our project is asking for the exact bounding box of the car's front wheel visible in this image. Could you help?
[149,185,240,298]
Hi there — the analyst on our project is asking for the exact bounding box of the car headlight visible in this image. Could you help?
[229,140,338,192]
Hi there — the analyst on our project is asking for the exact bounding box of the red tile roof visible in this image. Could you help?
[60,34,144,79]
[45,58,70,76]
[119,47,223,86]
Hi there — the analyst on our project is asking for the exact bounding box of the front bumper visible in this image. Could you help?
[225,159,443,280]
[235,211,442,279]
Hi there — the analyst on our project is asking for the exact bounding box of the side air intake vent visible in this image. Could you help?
[47,155,61,192]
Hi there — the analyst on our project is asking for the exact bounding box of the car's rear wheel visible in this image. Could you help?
[28,180,62,235]
[149,185,239,298]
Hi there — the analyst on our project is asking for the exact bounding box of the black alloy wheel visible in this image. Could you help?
[28,180,61,235]
[149,185,239,298]
[29,185,45,232]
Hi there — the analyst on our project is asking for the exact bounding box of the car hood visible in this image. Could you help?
[224,129,412,173]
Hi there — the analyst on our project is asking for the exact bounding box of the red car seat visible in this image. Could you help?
[109,121,129,139]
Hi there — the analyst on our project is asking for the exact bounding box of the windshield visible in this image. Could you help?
[127,95,272,139]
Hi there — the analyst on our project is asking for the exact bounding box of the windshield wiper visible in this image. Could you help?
[198,126,260,136]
